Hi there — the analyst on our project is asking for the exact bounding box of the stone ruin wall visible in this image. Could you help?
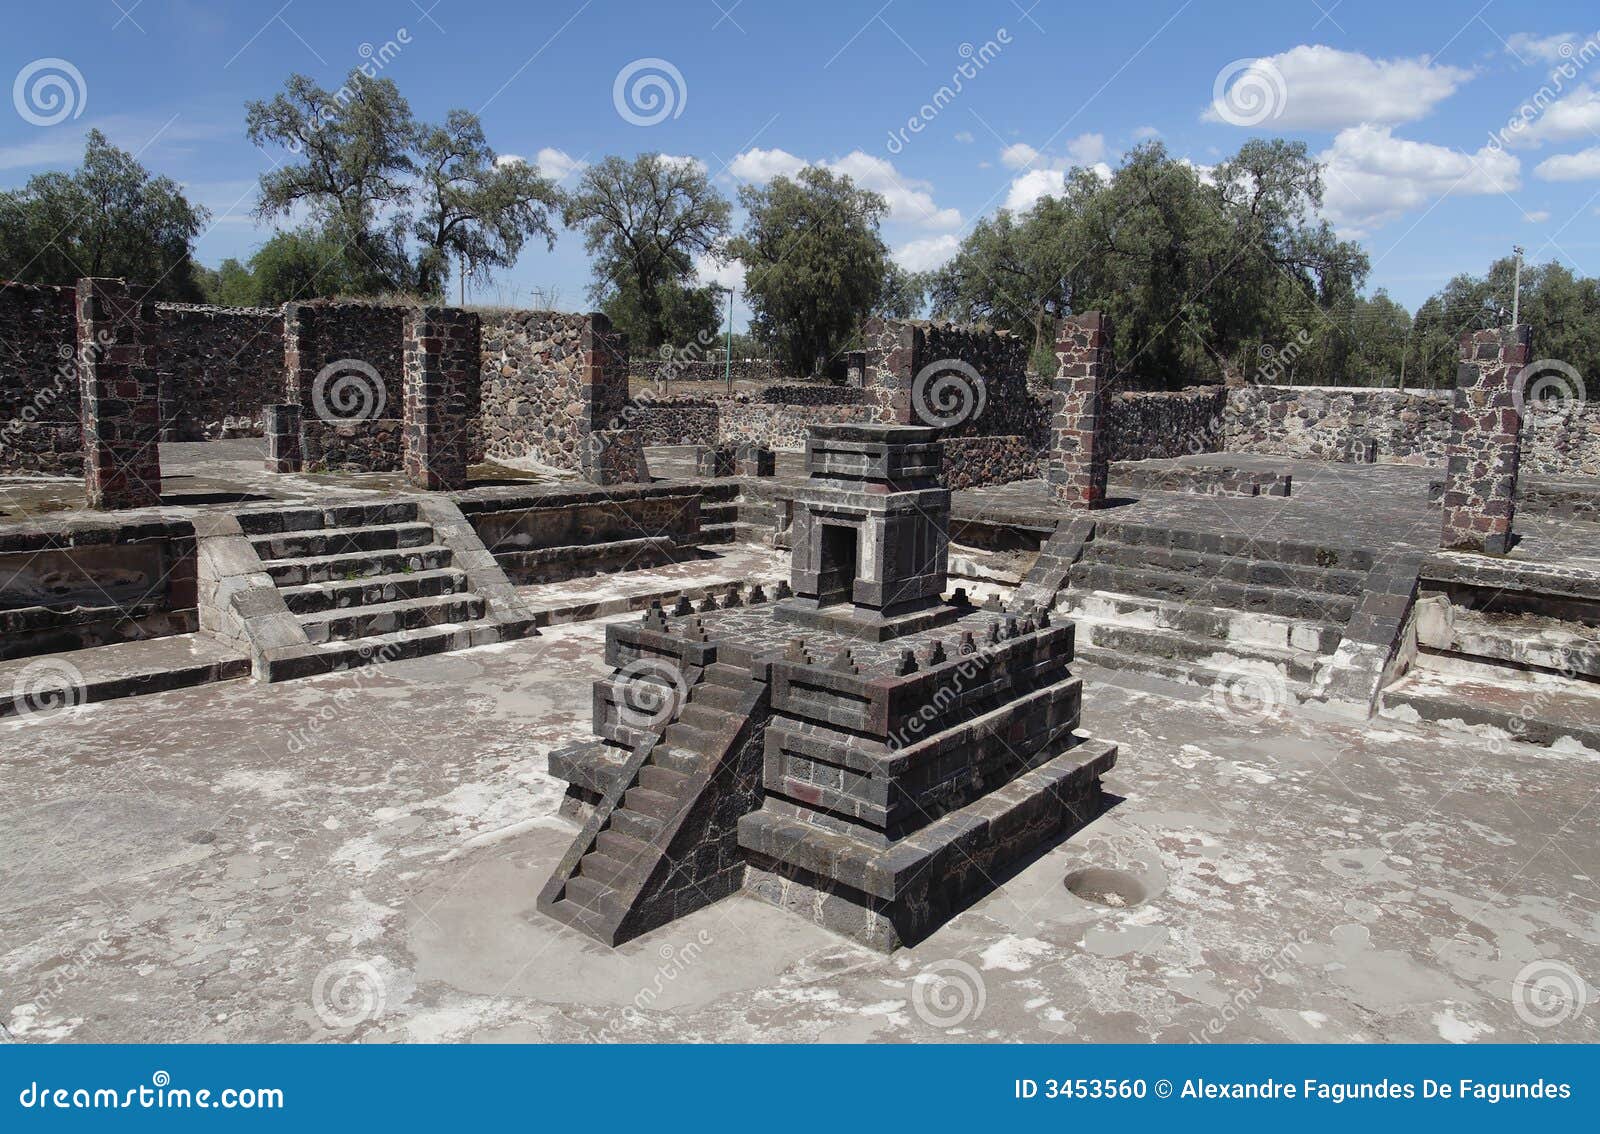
[477,310,628,472]
[286,301,407,472]
[154,303,283,441]
[0,282,80,475]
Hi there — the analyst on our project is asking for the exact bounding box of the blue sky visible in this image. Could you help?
[4,0,1600,327]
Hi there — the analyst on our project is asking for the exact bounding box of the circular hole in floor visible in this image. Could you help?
[1064,866,1148,909]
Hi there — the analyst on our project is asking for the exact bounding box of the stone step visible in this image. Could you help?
[1072,616,1321,683]
[1082,538,1365,596]
[649,744,702,775]
[676,702,731,732]
[235,500,420,536]
[277,567,469,615]
[297,593,487,644]
[264,545,455,587]
[576,851,633,888]
[1073,642,1309,702]
[250,522,435,562]
[663,721,716,753]
[1431,607,1600,681]
[596,828,654,863]
[1061,589,1343,655]
[623,787,680,822]
[607,807,663,842]
[1069,561,1357,624]
[701,502,739,524]
[560,876,623,920]
[261,615,536,681]
[637,763,691,795]
[1380,669,1600,754]
[0,633,249,719]
[1093,520,1375,572]
[699,523,739,545]
[691,683,749,712]
[703,662,750,689]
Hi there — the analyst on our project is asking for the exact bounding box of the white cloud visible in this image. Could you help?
[1318,124,1520,233]
[953,130,975,144]
[893,234,960,272]
[1065,133,1107,165]
[727,146,961,229]
[1000,142,1038,169]
[1004,169,1065,211]
[1501,84,1600,147]
[693,254,745,291]
[1506,31,1580,63]
[728,146,807,182]
[659,153,708,175]
[1535,146,1600,180]
[1203,45,1472,129]
[498,147,589,185]
[1523,209,1551,222]
[1132,125,1162,141]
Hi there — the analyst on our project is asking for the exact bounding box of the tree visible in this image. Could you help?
[876,263,929,319]
[412,111,560,297]
[563,154,731,352]
[600,275,721,352]
[199,258,257,306]
[0,130,210,298]
[246,70,416,293]
[728,166,890,376]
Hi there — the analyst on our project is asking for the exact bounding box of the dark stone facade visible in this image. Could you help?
[402,307,481,490]
[1102,385,1228,462]
[77,278,162,511]
[284,301,406,473]
[153,303,283,441]
[1440,325,1531,555]
[1046,312,1113,507]
[0,282,81,475]
[940,434,1039,490]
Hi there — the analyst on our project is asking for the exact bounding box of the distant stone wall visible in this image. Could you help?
[153,303,283,440]
[285,301,407,472]
[860,318,1042,439]
[1225,385,1456,465]
[630,391,877,449]
[478,310,628,472]
[632,357,780,385]
[0,282,80,475]
[941,434,1038,490]
[1521,400,1600,478]
[1102,385,1227,462]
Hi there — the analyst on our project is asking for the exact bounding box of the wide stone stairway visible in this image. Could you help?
[1050,519,1372,702]
[234,499,536,678]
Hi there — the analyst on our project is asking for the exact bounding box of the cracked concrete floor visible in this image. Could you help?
[2,616,1597,1044]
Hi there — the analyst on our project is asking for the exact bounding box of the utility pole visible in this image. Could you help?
[723,286,734,394]
[1399,322,1412,390]
[1511,244,1524,327]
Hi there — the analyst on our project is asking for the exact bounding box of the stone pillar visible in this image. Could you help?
[264,404,303,473]
[1045,312,1112,508]
[76,278,161,511]
[402,306,480,490]
[579,312,629,434]
[1439,324,1531,555]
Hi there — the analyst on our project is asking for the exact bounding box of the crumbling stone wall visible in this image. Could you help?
[1224,385,1454,465]
[1440,325,1530,555]
[403,306,481,490]
[284,301,406,472]
[941,434,1038,489]
[1101,386,1227,462]
[77,278,162,510]
[0,282,80,475]
[153,303,283,440]
[859,318,1040,439]
[478,310,628,472]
